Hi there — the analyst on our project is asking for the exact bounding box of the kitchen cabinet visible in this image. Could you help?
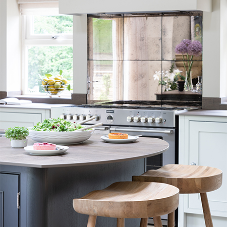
[179,113,227,227]
[0,173,20,227]
[0,106,50,130]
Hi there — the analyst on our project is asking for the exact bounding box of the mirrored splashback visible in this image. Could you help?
[87,12,203,103]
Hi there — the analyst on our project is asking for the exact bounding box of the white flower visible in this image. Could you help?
[153,71,161,80]
[173,69,182,74]
[168,73,175,81]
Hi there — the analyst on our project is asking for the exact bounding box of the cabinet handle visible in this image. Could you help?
[191,162,197,165]
[17,192,20,209]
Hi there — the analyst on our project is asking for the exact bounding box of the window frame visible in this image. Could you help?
[21,14,73,95]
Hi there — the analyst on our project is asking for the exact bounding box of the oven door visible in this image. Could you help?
[109,126,176,171]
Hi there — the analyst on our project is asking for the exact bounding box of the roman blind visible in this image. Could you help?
[18,0,59,15]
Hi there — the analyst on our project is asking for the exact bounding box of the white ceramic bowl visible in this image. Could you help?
[28,129,94,145]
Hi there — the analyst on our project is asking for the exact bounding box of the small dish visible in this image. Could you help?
[24,145,69,156]
[101,135,139,144]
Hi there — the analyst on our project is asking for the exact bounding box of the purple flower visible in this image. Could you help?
[188,40,202,56]
[175,39,192,54]
[175,39,202,55]
[182,39,192,46]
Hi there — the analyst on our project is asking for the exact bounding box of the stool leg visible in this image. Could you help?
[117,218,125,227]
[87,215,97,227]
[168,212,174,227]
[200,193,213,227]
[140,218,148,227]
[153,216,163,227]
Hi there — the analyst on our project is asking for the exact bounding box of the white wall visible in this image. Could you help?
[203,0,227,98]
[73,15,87,94]
[203,0,220,97]
[7,0,21,93]
[0,0,21,95]
[220,0,227,97]
[0,0,7,92]
[59,0,212,15]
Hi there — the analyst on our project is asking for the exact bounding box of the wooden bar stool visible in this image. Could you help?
[73,181,179,227]
[132,164,223,227]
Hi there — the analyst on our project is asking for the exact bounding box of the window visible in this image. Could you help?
[22,14,73,96]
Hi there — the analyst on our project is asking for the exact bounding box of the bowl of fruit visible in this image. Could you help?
[41,70,70,97]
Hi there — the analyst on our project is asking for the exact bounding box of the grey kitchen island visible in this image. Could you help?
[0,133,169,227]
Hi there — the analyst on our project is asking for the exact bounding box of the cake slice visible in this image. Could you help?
[108,133,128,139]
[33,142,56,150]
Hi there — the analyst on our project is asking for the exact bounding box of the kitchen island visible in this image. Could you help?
[0,133,169,227]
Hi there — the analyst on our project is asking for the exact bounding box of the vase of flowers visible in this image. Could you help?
[175,39,202,91]
[153,68,184,92]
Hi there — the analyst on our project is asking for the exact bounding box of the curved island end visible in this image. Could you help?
[0,134,169,227]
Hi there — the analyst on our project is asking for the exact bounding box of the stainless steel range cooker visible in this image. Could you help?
[51,102,188,226]
[51,103,187,170]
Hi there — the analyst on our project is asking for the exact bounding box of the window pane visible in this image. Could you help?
[27,46,73,94]
[33,15,73,34]
[88,60,114,101]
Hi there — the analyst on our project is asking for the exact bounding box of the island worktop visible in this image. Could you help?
[0,133,169,168]
[0,134,169,227]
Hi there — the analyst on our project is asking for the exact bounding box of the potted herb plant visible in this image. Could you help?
[5,126,29,148]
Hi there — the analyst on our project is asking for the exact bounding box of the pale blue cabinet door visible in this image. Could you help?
[0,173,19,227]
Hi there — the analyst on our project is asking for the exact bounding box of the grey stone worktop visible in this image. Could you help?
[0,103,72,110]
[178,109,227,117]
[0,133,169,168]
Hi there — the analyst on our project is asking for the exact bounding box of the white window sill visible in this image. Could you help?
[16,94,72,99]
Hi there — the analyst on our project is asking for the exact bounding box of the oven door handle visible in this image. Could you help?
[110,128,174,134]
[94,126,110,131]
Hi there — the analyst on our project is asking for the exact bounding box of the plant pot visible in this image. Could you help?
[11,139,28,148]
[177,81,185,91]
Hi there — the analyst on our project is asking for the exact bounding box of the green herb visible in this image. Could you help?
[5,127,29,140]
[31,118,86,132]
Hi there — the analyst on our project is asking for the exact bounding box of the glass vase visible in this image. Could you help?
[184,71,193,91]
[196,76,202,93]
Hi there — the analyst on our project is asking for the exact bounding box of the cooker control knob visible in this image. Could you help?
[127,116,133,122]
[155,117,162,123]
[66,114,72,120]
[107,115,114,122]
[73,114,79,120]
[133,116,140,123]
[148,117,155,123]
[95,115,100,121]
[79,115,85,121]
[141,117,147,123]
[60,114,66,119]
[86,114,92,120]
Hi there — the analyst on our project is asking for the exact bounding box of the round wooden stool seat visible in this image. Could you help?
[73,181,179,227]
[132,164,223,227]
[132,164,222,194]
